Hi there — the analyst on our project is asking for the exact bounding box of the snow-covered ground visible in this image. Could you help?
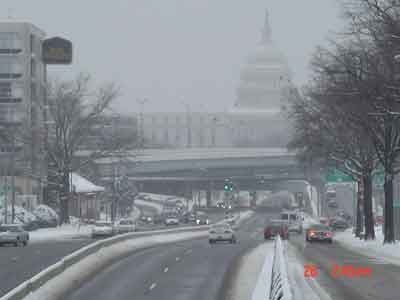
[31,207,142,244]
[29,224,92,243]
[226,242,274,300]
[335,226,400,266]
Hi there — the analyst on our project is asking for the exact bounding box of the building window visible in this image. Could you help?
[0,82,23,101]
[0,57,23,78]
[0,82,11,97]
[0,32,22,53]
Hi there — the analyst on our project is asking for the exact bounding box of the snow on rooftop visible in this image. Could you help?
[70,173,104,193]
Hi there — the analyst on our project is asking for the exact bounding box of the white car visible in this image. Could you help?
[209,223,236,244]
[0,224,29,246]
[280,211,303,234]
[115,219,136,234]
[164,215,180,226]
[92,221,115,238]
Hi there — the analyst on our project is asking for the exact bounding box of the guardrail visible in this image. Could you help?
[269,235,293,300]
[0,225,209,300]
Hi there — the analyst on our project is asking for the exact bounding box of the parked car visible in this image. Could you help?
[0,224,29,246]
[33,205,59,228]
[280,210,303,234]
[306,224,333,243]
[164,214,180,226]
[91,221,115,238]
[115,219,136,234]
[209,223,236,244]
[264,219,289,240]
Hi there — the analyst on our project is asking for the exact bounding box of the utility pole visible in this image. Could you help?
[11,131,15,223]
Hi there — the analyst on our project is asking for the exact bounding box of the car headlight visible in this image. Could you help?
[196,219,200,224]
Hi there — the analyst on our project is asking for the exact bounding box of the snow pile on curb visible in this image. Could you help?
[335,226,400,265]
[251,243,275,300]
[30,224,92,243]
[226,242,274,300]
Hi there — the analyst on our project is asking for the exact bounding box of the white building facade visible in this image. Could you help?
[0,21,46,205]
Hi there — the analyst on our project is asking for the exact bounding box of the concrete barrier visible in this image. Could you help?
[0,225,209,300]
[269,236,292,300]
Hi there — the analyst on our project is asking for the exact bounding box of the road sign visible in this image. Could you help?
[325,168,353,183]
[394,201,400,208]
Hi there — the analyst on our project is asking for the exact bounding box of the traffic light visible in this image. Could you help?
[224,179,234,192]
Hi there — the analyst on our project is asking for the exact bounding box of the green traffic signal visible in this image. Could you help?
[224,184,229,191]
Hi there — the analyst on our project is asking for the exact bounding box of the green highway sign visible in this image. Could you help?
[394,201,400,208]
[373,167,384,186]
[325,168,353,183]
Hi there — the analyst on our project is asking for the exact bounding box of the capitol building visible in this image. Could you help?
[140,10,293,148]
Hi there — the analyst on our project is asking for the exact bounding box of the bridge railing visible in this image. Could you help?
[269,235,293,300]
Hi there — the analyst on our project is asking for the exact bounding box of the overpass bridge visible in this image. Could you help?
[78,148,311,198]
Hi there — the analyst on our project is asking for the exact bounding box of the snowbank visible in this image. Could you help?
[335,226,400,266]
[33,205,59,221]
[227,242,274,300]
[29,224,92,243]
[251,243,275,300]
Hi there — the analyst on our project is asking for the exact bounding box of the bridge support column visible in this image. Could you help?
[206,181,214,208]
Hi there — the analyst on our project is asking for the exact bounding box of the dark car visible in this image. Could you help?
[330,217,349,230]
[264,220,289,240]
[328,199,338,208]
[306,224,333,243]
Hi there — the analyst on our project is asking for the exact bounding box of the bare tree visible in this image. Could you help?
[45,73,121,224]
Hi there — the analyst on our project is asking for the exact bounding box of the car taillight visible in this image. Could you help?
[309,230,316,236]
[325,232,332,237]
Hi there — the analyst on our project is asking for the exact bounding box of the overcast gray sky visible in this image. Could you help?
[3,0,343,114]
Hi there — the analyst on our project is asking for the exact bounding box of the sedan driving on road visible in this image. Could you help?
[306,224,333,243]
[92,221,115,238]
[164,214,180,226]
[264,220,289,240]
[0,224,29,247]
[209,223,236,244]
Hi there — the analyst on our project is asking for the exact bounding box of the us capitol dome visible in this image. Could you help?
[228,10,293,147]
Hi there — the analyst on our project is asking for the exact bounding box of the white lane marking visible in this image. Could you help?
[149,282,157,291]
[184,249,192,255]
[176,257,180,261]
[164,267,169,273]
